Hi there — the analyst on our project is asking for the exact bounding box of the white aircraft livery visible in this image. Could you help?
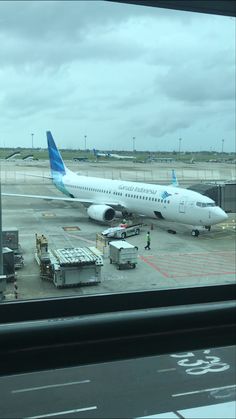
[3,131,228,236]
[93,149,135,160]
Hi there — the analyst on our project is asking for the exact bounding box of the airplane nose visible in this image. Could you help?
[216,208,228,222]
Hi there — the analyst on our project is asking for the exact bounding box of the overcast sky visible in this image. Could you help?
[0,1,235,152]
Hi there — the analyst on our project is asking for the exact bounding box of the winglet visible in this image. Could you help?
[171,169,179,187]
[46,131,66,175]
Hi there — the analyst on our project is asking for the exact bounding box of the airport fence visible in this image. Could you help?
[0,163,235,185]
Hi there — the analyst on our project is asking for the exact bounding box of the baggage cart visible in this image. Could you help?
[109,240,138,269]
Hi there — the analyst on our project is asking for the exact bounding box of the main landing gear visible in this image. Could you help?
[191,225,211,237]
[122,211,133,218]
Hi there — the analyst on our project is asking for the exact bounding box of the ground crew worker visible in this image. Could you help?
[145,231,151,250]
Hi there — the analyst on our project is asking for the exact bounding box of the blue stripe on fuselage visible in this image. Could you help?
[51,171,72,197]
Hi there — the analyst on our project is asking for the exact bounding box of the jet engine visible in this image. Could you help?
[87,204,116,222]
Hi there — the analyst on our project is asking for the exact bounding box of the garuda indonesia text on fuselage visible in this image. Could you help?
[3,131,228,237]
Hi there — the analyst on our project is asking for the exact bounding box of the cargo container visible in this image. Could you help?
[35,237,103,288]
[51,247,103,288]
[109,240,138,269]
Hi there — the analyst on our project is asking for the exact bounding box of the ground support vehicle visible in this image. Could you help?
[35,234,103,288]
[14,252,24,269]
[109,240,138,269]
[102,223,142,239]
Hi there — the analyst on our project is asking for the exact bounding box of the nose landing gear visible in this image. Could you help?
[191,229,200,237]
[191,225,212,237]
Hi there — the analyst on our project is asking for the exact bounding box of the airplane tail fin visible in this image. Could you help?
[171,169,179,187]
[93,148,98,157]
[46,131,66,176]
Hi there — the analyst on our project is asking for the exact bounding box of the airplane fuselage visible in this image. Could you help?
[58,169,227,227]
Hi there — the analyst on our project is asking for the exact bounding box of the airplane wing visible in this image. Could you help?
[12,173,53,180]
[2,192,126,211]
[2,192,93,203]
[25,173,53,179]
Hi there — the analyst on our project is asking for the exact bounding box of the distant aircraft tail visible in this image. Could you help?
[46,131,66,176]
[93,148,98,157]
[171,169,179,187]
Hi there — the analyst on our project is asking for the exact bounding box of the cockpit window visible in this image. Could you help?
[196,202,216,207]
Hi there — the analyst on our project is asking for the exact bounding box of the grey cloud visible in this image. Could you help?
[0,1,194,41]
[142,111,191,138]
[0,32,145,68]
[129,98,235,141]
[0,2,229,71]
[0,1,153,41]
[158,64,235,103]
[147,43,235,71]
[0,2,234,151]
[110,88,151,110]
[1,1,148,69]
[1,76,75,118]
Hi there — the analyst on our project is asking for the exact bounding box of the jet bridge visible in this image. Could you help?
[188,182,236,213]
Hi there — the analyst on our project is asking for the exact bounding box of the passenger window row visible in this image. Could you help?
[65,184,170,203]
[125,193,170,203]
[65,184,123,196]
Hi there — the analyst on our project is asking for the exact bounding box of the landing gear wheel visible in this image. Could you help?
[205,226,211,231]
[191,229,200,237]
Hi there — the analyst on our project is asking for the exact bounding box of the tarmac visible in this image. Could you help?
[0,345,235,418]
[1,159,235,301]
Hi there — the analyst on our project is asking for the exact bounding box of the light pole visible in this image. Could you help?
[0,167,2,277]
[178,138,182,155]
[84,135,87,151]
[221,139,224,153]
[132,136,136,152]
[31,133,34,149]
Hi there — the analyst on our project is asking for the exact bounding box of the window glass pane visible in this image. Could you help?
[1,1,235,301]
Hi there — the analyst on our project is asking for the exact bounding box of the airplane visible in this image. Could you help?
[23,155,38,161]
[2,131,228,237]
[93,149,111,158]
[93,149,135,160]
[5,152,21,161]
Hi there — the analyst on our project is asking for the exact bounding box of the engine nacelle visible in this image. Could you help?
[87,204,116,222]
